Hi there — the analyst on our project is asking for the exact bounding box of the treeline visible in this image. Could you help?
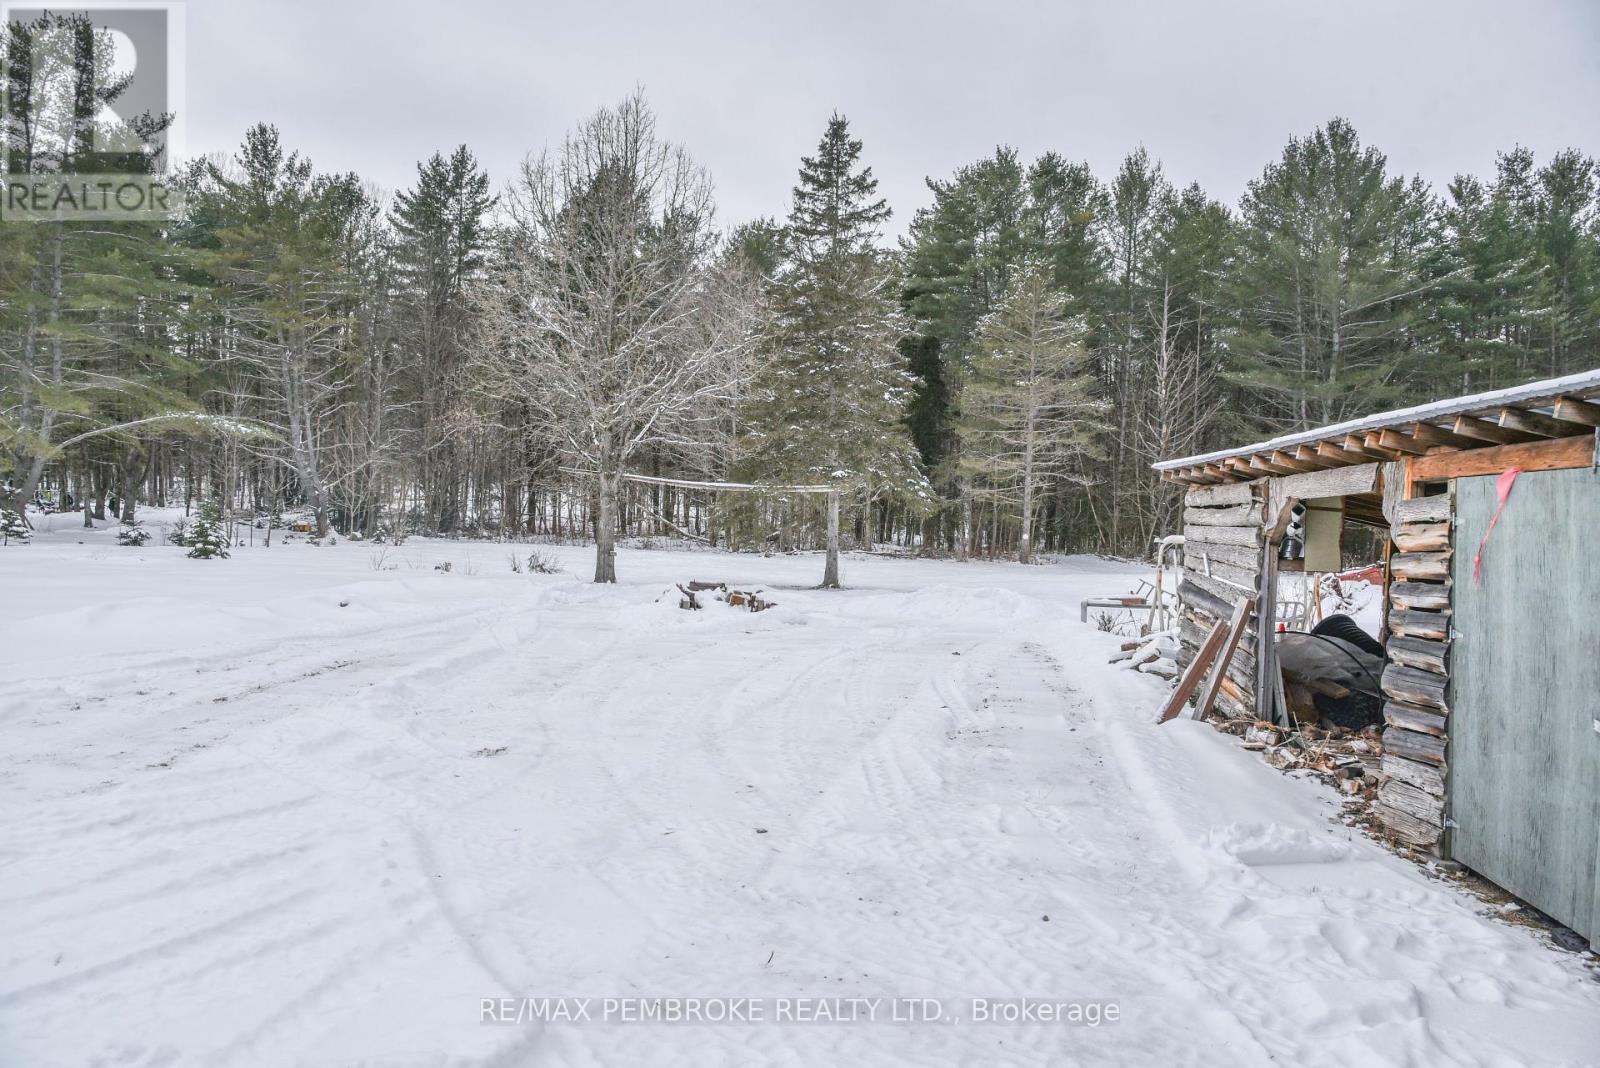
[3,15,1597,575]
[899,122,1600,557]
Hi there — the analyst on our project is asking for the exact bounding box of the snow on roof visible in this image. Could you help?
[1154,367,1600,474]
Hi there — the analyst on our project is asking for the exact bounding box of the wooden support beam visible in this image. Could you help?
[1552,396,1600,426]
[1453,414,1535,445]
[1498,406,1586,439]
[1378,428,1429,455]
[1291,445,1340,469]
[1359,432,1404,459]
[1268,449,1316,472]
[1247,454,1296,475]
[1341,434,1390,459]
[1316,440,1370,464]
[1409,421,1479,450]
[1410,434,1596,481]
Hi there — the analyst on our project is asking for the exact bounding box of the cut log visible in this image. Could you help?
[1157,618,1230,723]
[1387,608,1451,641]
[1184,554,1257,592]
[1382,663,1449,712]
[1382,754,1445,797]
[1178,523,1261,547]
[1183,503,1262,527]
[1376,777,1445,846]
[1276,462,1382,500]
[1386,634,1449,675]
[1382,724,1447,765]
[1185,482,1256,508]
[1384,700,1448,737]
[1392,494,1451,526]
[1392,521,1450,553]
[1391,550,1451,582]
[1179,577,1247,622]
[1180,538,1258,571]
[1390,581,1451,612]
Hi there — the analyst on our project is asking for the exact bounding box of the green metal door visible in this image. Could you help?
[1450,466,1600,943]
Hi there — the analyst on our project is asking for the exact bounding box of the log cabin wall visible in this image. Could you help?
[1177,480,1266,719]
[1376,489,1453,850]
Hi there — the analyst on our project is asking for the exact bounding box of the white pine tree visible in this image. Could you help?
[959,261,1100,563]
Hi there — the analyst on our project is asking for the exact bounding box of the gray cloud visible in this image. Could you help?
[184,0,1600,230]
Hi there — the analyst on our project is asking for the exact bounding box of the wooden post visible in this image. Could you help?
[1193,597,1255,721]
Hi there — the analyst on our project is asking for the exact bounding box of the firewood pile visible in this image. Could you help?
[1109,631,1179,679]
[676,581,776,612]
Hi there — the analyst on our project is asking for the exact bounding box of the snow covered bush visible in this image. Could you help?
[166,520,187,546]
[526,549,562,574]
[1,508,30,545]
[117,522,151,547]
[186,500,229,559]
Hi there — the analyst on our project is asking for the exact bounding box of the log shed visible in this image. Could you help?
[1153,368,1600,946]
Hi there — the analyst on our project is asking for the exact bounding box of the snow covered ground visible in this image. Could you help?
[3,513,1597,1067]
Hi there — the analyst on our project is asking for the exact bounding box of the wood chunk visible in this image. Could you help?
[1180,538,1258,571]
[1185,482,1256,508]
[1392,494,1451,526]
[1382,663,1449,712]
[1387,608,1450,641]
[1382,725,1447,765]
[1180,577,1247,622]
[1377,802,1444,848]
[1277,461,1382,499]
[1179,523,1261,547]
[1386,635,1449,675]
[1391,550,1452,582]
[1384,700,1448,737]
[1390,581,1451,612]
[1183,503,1262,527]
[1382,754,1445,797]
[1392,521,1450,552]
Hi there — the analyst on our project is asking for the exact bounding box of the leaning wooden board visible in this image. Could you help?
[1156,617,1229,724]
[1191,597,1256,721]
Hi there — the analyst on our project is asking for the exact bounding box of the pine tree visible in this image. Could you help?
[1,508,30,544]
[959,262,1099,562]
[186,498,229,559]
[744,114,931,587]
[390,146,495,533]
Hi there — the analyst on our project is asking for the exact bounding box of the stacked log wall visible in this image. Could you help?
[1177,481,1265,719]
[1376,490,1453,850]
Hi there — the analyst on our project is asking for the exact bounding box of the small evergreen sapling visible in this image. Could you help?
[117,521,151,546]
[1,508,30,545]
[186,500,229,559]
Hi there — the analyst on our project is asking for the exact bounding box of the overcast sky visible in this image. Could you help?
[182,0,1600,234]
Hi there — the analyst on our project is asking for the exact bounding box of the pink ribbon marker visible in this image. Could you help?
[1472,466,1521,585]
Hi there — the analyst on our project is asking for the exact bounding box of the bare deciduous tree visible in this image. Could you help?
[469,92,760,582]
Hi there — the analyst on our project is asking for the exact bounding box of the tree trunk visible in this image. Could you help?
[821,489,841,589]
[593,472,618,583]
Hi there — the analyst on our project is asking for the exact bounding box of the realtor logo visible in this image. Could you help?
[0,1,185,220]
